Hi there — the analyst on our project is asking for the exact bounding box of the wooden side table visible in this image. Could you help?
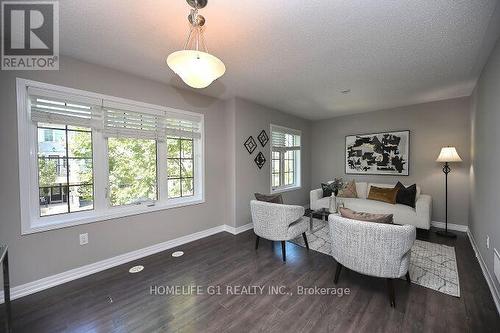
[1,245,11,333]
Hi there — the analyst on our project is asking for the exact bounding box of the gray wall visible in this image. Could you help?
[229,98,312,227]
[311,98,471,226]
[0,56,231,287]
[469,38,500,294]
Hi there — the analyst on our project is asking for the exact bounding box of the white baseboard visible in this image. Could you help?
[467,230,500,315]
[0,223,253,304]
[224,223,253,235]
[431,221,469,233]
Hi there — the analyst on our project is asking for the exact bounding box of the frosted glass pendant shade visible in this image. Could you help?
[167,50,225,89]
[436,147,462,162]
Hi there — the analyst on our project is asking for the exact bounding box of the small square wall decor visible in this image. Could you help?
[254,152,266,169]
[345,130,410,175]
[244,136,257,154]
[257,130,269,147]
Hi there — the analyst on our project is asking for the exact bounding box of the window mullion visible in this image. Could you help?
[194,138,202,199]
[64,126,71,213]
[280,151,285,187]
[30,124,40,221]
[92,130,107,212]
[294,150,299,187]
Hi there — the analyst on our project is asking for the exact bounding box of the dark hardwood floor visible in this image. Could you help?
[1,228,499,332]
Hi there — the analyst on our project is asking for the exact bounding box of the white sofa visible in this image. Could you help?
[310,182,431,230]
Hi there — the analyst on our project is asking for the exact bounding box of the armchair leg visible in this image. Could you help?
[387,278,396,307]
[405,271,411,284]
[255,235,260,250]
[281,241,286,262]
[302,233,309,250]
[334,262,343,284]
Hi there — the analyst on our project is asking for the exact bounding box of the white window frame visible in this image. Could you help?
[16,78,205,235]
[270,124,301,194]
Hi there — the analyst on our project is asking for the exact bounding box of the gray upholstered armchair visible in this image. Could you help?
[250,200,309,262]
[328,214,416,307]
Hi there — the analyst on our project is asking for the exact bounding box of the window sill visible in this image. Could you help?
[271,185,302,194]
[23,197,205,235]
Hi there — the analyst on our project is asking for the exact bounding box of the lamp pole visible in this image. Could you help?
[437,161,456,238]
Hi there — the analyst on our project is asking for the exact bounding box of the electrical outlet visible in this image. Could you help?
[79,233,88,245]
[487,235,490,249]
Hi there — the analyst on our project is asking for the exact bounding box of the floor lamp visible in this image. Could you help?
[436,146,462,238]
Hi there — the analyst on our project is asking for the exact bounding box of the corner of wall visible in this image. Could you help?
[224,98,237,227]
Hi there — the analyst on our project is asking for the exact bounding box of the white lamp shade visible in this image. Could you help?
[436,147,462,162]
[167,50,226,89]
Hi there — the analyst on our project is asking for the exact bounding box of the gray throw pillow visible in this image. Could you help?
[254,193,283,204]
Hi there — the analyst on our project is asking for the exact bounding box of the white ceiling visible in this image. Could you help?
[60,0,500,120]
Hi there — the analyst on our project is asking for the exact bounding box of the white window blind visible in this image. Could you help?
[28,86,202,140]
[165,111,202,139]
[271,125,301,152]
[28,87,103,129]
[103,101,167,140]
[103,102,202,140]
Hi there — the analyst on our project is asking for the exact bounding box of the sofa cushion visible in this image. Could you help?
[367,186,398,204]
[339,207,393,224]
[321,183,333,198]
[337,180,358,198]
[254,193,283,204]
[313,197,331,210]
[368,182,421,199]
[355,182,368,199]
[395,182,417,208]
[336,197,424,227]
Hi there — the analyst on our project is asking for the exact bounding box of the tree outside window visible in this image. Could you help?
[37,124,94,216]
[167,137,194,198]
[107,138,158,206]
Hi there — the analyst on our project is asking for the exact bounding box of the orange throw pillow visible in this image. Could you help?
[367,186,398,204]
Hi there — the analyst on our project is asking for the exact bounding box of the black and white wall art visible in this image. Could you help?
[254,152,266,169]
[257,130,269,147]
[345,130,410,175]
[244,136,257,154]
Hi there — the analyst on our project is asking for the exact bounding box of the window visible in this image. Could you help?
[270,124,301,192]
[37,123,94,216]
[108,137,157,206]
[167,137,194,198]
[17,79,204,234]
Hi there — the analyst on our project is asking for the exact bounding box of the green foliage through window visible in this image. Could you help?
[167,137,194,198]
[108,137,158,206]
[37,124,94,216]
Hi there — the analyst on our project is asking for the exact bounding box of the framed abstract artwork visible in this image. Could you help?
[345,130,410,175]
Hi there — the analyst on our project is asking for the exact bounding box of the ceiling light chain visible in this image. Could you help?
[183,25,195,50]
[200,25,209,53]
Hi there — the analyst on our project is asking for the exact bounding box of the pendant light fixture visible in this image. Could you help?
[167,0,225,89]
